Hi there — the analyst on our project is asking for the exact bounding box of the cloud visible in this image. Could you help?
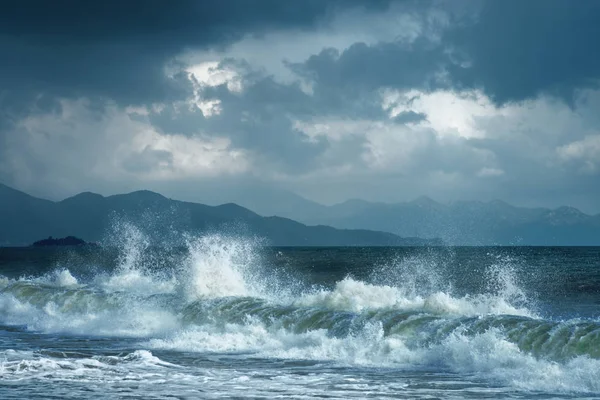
[557,135,600,173]
[0,0,394,109]
[384,89,500,138]
[477,167,505,178]
[1,0,600,214]
[150,68,328,173]
[392,111,428,124]
[446,0,600,104]
[285,87,600,212]
[0,98,249,199]
[288,40,450,119]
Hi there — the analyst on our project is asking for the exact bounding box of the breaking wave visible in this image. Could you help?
[1,228,600,394]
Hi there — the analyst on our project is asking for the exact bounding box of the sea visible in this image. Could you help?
[1,227,600,399]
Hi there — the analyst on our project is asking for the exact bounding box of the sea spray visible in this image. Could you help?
[485,255,531,310]
[370,251,451,298]
[180,234,257,300]
[295,252,534,318]
[52,268,79,287]
[96,222,177,295]
[2,229,600,395]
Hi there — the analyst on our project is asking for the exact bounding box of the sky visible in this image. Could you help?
[1,0,600,213]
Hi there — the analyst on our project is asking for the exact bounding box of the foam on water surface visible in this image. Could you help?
[1,231,600,396]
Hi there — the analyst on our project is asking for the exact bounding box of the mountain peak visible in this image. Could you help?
[547,205,588,218]
[0,182,32,196]
[111,190,167,201]
[61,191,105,203]
[0,183,53,204]
[410,196,441,208]
[129,189,165,198]
[555,205,585,214]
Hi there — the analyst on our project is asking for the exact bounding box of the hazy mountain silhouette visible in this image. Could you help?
[0,183,437,247]
[180,181,327,218]
[4,183,598,246]
[248,193,600,245]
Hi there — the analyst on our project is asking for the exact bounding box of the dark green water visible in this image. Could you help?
[1,237,600,398]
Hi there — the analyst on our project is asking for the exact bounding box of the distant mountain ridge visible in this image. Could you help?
[3,183,598,246]
[242,193,600,245]
[0,183,437,247]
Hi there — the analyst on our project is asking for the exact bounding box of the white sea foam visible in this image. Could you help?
[94,222,178,295]
[146,320,417,366]
[0,291,179,337]
[296,277,533,317]
[0,234,533,340]
[18,268,80,287]
[432,328,600,393]
[0,349,176,382]
[51,269,79,287]
[99,230,264,299]
[2,230,599,395]
[96,267,177,295]
[181,235,254,299]
[145,318,600,394]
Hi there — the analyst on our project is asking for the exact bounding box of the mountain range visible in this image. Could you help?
[2,183,599,246]
[0,183,436,247]
[229,190,600,246]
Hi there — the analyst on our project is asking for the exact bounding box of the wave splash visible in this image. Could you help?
[1,229,600,394]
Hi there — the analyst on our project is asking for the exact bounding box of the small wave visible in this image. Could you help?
[0,349,175,382]
[52,269,79,287]
[95,267,177,295]
[15,268,80,288]
[295,277,533,317]
[146,319,600,394]
[0,285,179,337]
[431,328,600,393]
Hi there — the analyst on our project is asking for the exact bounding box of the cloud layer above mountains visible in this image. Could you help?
[1,0,599,212]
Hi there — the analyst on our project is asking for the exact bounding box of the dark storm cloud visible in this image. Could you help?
[149,74,328,173]
[145,39,446,172]
[290,40,448,118]
[447,0,600,104]
[0,0,399,180]
[201,83,328,173]
[297,40,444,91]
[0,0,394,38]
[3,0,599,109]
[2,0,600,212]
[0,0,393,106]
[281,0,600,106]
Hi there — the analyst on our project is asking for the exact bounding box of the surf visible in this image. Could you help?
[1,228,600,394]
